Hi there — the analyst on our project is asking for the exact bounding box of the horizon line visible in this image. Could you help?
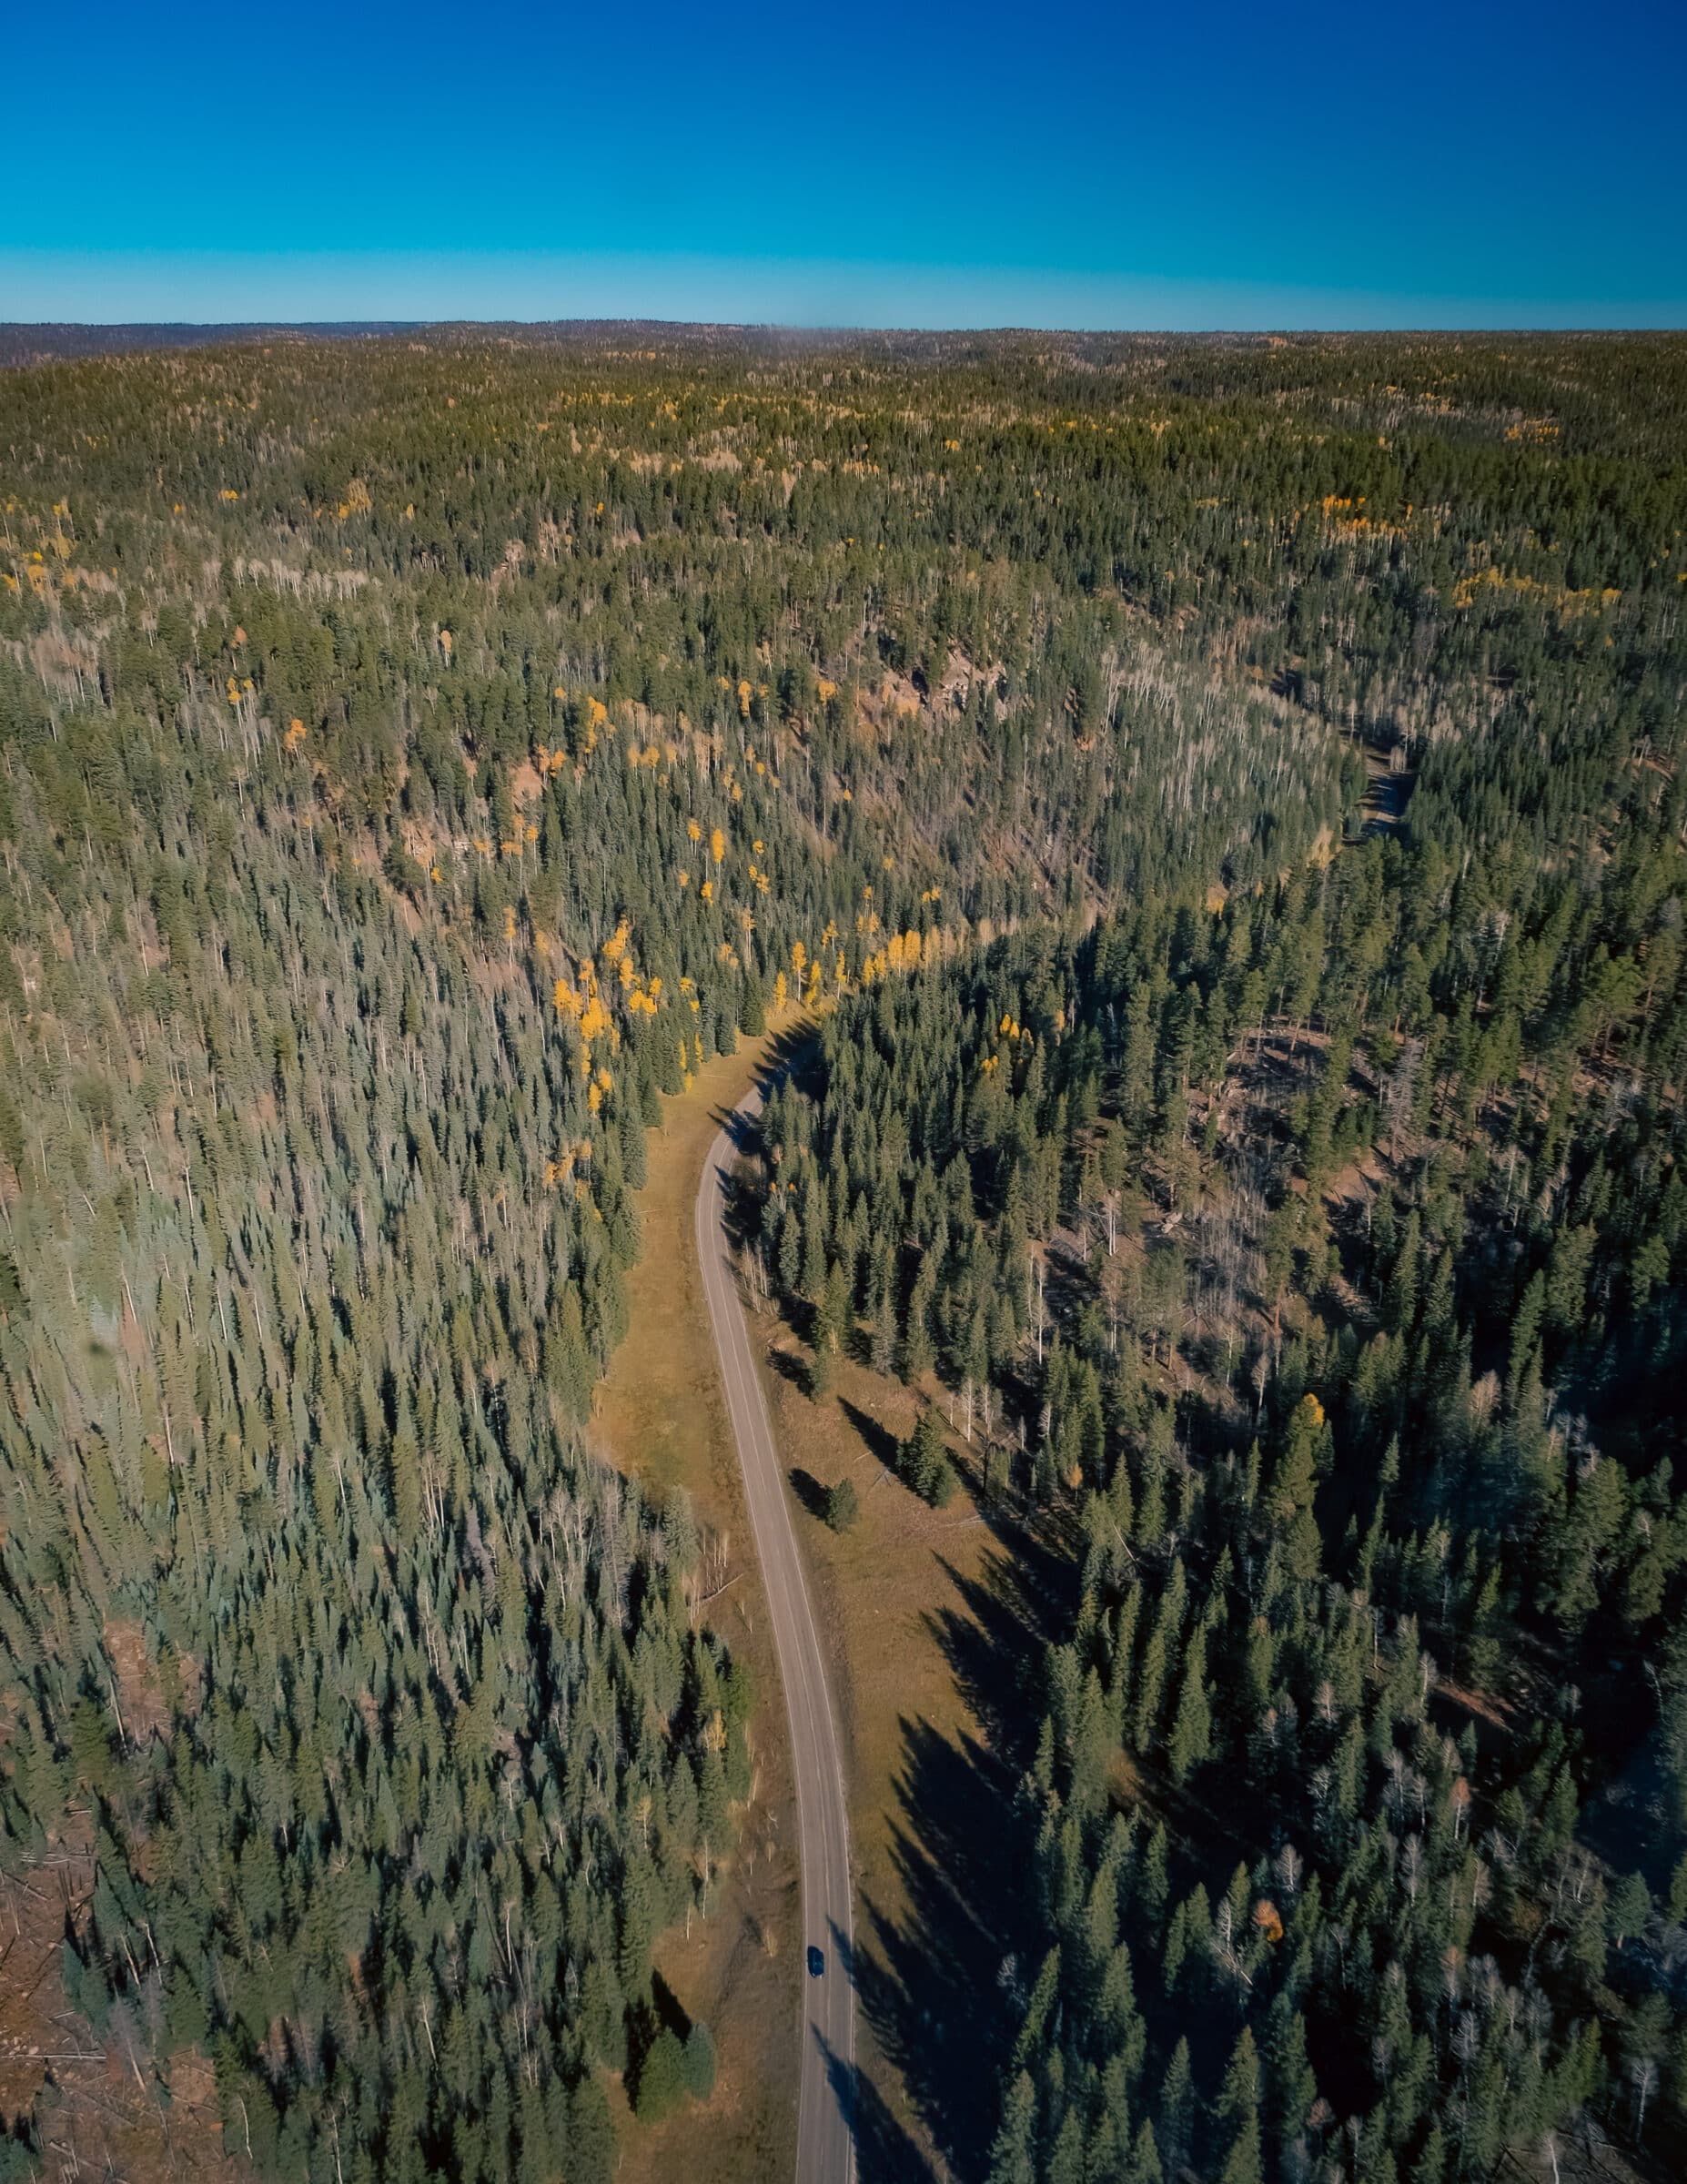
[6,317,1687,339]
[5,248,1682,338]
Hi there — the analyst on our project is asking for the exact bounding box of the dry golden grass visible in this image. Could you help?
[595,1030,778,1516]
[599,1020,1003,2177]
[594,1026,801,2184]
[752,1319,996,2169]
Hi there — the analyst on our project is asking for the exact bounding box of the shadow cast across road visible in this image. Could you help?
[824,1501,1082,2181]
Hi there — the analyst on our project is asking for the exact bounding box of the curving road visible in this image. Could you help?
[693,1068,855,2184]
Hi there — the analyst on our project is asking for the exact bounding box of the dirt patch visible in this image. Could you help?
[0,1824,234,2184]
[102,1619,199,1748]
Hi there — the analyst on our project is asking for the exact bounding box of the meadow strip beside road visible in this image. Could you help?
[693,1073,855,2184]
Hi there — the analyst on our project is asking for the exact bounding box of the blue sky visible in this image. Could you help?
[4,0,1683,327]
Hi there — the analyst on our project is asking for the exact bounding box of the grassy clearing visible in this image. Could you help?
[594,1027,800,2184]
[600,1019,1022,2179]
[751,1314,1005,2177]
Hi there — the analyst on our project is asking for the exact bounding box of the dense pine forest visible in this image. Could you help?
[1,327,1685,2183]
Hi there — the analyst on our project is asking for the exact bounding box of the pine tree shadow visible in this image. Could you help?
[839,1396,901,1471]
[766,1342,812,1390]
[856,1721,1025,2178]
[817,2030,934,2184]
[843,1503,1077,2178]
[790,1466,832,1521]
[928,1502,1080,1745]
[713,1026,819,1158]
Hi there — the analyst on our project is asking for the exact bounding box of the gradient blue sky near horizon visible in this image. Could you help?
[5,0,1684,329]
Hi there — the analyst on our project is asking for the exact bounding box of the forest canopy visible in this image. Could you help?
[1,326,1684,2183]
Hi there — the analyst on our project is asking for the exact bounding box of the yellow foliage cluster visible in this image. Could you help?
[543,1138,594,1190]
[554,966,610,1043]
[551,919,664,1026]
[1450,565,1621,618]
[1309,489,1424,546]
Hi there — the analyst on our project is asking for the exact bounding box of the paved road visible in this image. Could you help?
[693,1069,855,2184]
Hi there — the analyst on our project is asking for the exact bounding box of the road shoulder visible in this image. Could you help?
[593,1030,799,2184]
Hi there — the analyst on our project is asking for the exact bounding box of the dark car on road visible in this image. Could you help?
[807,1945,825,1978]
